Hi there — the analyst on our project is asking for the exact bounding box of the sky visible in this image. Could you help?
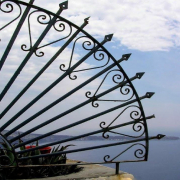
[0,0,180,138]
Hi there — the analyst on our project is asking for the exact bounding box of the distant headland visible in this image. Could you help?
[2,130,179,144]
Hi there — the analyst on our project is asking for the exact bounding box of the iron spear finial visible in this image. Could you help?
[136,72,145,79]
[59,1,68,10]
[122,53,131,60]
[146,92,155,98]
[104,34,113,41]
[84,16,90,24]
[157,134,166,139]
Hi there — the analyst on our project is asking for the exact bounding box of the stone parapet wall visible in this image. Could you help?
[8,160,135,180]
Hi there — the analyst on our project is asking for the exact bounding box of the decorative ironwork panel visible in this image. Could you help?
[0,0,164,178]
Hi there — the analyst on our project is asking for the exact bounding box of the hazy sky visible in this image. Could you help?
[0,0,180,138]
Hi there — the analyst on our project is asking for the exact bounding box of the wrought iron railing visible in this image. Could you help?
[0,0,164,178]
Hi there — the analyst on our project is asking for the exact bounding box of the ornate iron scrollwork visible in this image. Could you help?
[86,69,135,107]
[0,0,164,175]
[0,0,22,31]
[100,105,145,139]
[59,36,110,80]
[104,143,146,162]
[21,10,72,57]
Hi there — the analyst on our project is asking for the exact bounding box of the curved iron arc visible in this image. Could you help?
[100,105,142,129]
[38,19,72,49]
[21,9,52,53]
[103,124,145,139]
[86,69,125,99]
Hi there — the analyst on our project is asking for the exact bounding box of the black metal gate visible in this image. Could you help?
[0,0,164,178]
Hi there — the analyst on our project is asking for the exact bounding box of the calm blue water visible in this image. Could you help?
[60,140,180,180]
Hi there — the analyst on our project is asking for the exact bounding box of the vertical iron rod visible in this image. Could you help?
[115,162,120,174]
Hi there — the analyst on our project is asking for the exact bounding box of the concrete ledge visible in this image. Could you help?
[9,160,135,180]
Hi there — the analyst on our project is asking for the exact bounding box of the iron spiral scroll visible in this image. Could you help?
[0,0,164,173]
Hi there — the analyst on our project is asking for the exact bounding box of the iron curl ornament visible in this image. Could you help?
[103,143,146,162]
[85,69,129,107]
[59,36,96,80]
[0,0,22,31]
[21,9,72,57]
[100,105,146,139]
[59,36,110,80]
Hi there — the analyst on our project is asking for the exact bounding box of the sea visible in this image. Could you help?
[57,140,180,180]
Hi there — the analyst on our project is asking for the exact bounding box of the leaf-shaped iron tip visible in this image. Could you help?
[146,92,155,98]
[84,16,90,23]
[157,134,166,139]
[136,72,145,79]
[122,53,131,60]
[60,1,68,9]
[104,34,113,41]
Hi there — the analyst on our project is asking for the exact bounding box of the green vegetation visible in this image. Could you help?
[1,139,83,179]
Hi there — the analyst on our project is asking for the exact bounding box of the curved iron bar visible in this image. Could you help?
[60,35,96,80]
[0,0,22,31]
[104,143,146,162]
[86,69,125,98]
